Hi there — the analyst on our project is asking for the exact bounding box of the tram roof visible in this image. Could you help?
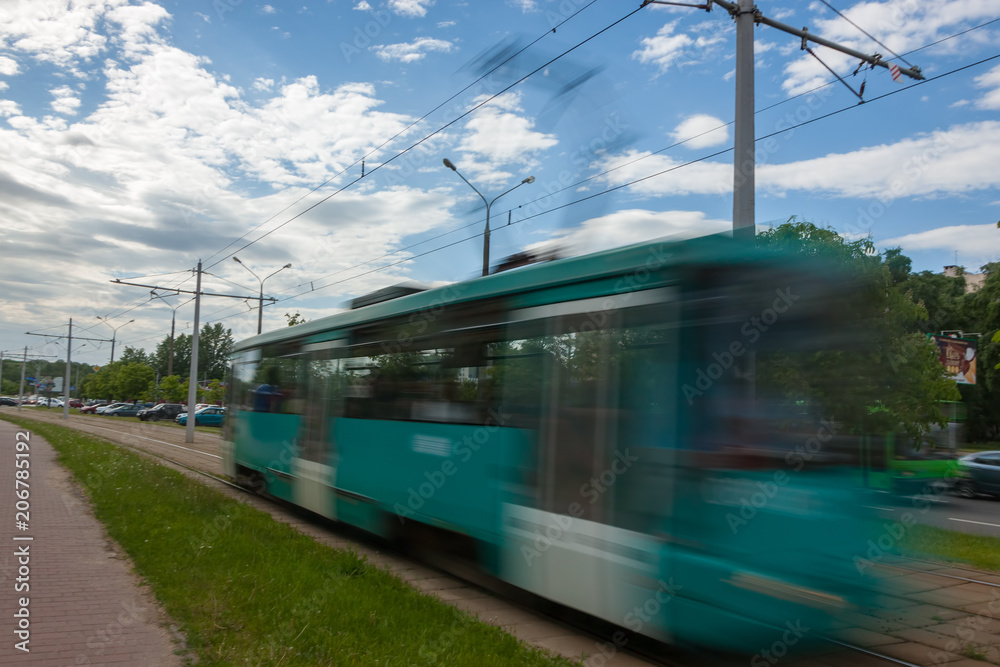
[232,232,769,352]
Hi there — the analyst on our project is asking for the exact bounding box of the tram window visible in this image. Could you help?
[342,343,498,425]
[230,349,261,411]
[254,346,306,414]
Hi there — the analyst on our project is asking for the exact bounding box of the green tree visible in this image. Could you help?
[202,378,226,405]
[754,220,959,437]
[157,375,188,403]
[147,323,233,382]
[115,363,155,401]
[118,346,150,366]
[285,312,307,326]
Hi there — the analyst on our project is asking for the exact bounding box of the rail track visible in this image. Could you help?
[7,408,997,667]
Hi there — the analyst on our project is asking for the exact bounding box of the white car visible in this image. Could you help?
[96,402,130,414]
[35,398,64,408]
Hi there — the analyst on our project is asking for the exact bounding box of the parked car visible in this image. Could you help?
[79,403,104,414]
[0,397,17,407]
[105,403,153,418]
[68,399,83,408]
[176,406,227,427]
[96,402,130,414]
[137,403,185,422]
[34,398,64,408]
[954,451,1000,498]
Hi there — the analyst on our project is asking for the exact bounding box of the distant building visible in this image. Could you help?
[943,265,985,293]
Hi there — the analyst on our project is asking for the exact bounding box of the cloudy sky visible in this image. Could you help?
[1,0,999,367]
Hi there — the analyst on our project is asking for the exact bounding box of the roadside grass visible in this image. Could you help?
[0,414,575,667]
[900,524,1000,573]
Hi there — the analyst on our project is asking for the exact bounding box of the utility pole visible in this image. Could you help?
[25,326,109,419]
[63,319,72,419]
[185,261,203,444]
[18,348,26,411]
[642,0,923,240]
[112,266,270,443]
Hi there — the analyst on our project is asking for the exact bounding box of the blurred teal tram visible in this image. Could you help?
[222,234,882,655]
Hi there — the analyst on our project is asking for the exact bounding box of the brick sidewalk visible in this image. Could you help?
[0,420,182,666]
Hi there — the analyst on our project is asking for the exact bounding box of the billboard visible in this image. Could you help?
[931,335,976,385]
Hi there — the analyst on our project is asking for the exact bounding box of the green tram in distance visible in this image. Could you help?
[223,233,886,657]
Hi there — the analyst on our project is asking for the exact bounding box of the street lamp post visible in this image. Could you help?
[95,317,134,364]
[232,258,292,334]
[442,158,534,277]
[150,291,195,377]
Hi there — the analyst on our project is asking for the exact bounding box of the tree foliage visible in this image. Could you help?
[755,221,959,438]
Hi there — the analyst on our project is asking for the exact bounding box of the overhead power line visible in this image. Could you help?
[200,0,605,271]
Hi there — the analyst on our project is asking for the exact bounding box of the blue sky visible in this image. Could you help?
[1,0,999,365]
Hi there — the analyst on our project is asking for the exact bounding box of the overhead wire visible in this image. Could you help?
[96,16,1000,338]
[817,0,915,68]
[199,0,605,270]
[192,50,1000,330]
[202,3,645,272]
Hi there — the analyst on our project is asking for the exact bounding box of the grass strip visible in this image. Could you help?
[900,523,1000,573]
[1,414,575,666]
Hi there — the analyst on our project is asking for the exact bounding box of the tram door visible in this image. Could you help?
[500,290,677,633]
[293,341,345,520]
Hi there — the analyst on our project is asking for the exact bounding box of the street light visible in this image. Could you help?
[150,291,194,377]
[232,257,292,334]
[95,317,134,364]
[443,158,534,277]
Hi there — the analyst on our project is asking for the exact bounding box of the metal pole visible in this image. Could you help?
[257,284,264,335]
[185,261,203,443]
[732,0,755,241]
[63,318,72,420]
[17,347,26,410]
[168,311,176,377]
[483,203,492,277]
[110,333,116,365]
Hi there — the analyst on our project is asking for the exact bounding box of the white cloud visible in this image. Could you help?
[253,77,275,92]
[455,92,557,184]
[881,223,1000,261]
[507,0,537,11]
[974,63,1000,110]
[388,0,432,18]
[758,122,1000,199]
[670,114,730,149]
[49,85,81,115]
[0,56,19,76]
[781,0,1000,95]
[437,20,456,28]
[261,4,277,14]
[372,37,453,63]
[601,121,1000,201]
[528,209,730,258]
[632,20,727,73]
[353,1,372,9]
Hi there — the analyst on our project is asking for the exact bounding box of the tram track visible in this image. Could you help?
[9,410,999,666]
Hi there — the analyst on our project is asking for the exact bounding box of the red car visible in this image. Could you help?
[79,404,102,414]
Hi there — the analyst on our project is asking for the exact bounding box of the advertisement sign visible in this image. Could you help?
[931,335,976,385]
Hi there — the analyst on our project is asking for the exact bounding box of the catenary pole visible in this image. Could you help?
[733,0,755,241]
[185,261,203,443]
[63,318,72,419]
[18,347,26,411]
